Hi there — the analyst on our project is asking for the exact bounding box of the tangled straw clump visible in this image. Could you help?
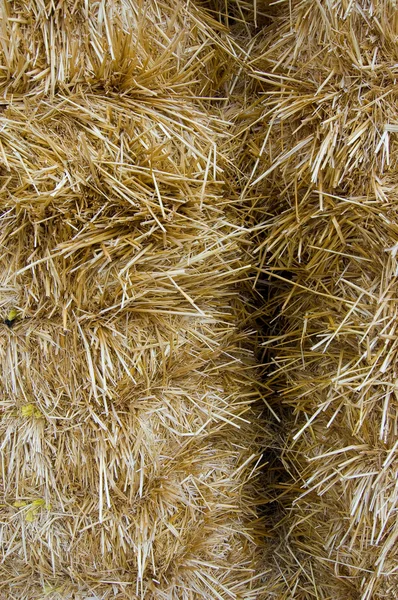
[3,0,398,597]
[0,1,271,598]
[240,0,398,598]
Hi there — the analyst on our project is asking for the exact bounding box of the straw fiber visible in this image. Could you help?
[0,1,269,598]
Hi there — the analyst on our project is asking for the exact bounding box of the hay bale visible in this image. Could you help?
[0,2,270,598]
[242,0,398,598]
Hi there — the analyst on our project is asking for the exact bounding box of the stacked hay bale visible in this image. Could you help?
[0,1,270,598]
[242,0,398,598]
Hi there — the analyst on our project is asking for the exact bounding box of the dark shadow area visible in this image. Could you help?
[254,273,297,522]
[199,0,278,30]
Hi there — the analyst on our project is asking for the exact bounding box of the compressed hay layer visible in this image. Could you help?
[239,1,398,598]
[6,0,398,597]
[0,2,270,598]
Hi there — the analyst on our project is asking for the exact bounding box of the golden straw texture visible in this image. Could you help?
[239,0,398,598]
[0,1,270,598]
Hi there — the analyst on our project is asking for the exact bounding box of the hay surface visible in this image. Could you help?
[240,0,398,598]
[0,2,269,598]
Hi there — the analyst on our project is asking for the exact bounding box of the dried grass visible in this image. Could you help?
[237,0,398,598]
[4,0,398,597]
[0,1,271,598]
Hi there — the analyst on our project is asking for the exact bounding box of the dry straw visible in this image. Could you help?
[235,0,398,598]
[0,1,271,598]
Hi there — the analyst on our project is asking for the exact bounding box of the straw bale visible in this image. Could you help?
[0,1,270,598]
[237,0,398,598]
